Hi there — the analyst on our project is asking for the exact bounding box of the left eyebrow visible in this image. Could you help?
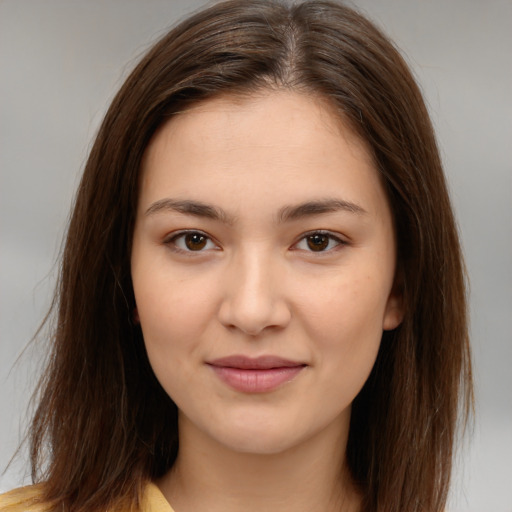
[145,198,235,225]
[278,198,367,223]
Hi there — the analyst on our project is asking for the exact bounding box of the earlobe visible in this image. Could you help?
[383,294,404,330]
[383,274,405,331]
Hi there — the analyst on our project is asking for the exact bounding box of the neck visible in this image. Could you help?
[158,414,361,512]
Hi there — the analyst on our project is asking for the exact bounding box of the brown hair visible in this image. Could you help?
[27,1,472,511]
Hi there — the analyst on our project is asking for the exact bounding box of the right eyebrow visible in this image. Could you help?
[277,198,367,222]
[144,198,236,225]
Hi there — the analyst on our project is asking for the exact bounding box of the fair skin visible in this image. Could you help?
[131,90,403,512]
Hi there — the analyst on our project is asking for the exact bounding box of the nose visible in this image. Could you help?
[217,249,292,336]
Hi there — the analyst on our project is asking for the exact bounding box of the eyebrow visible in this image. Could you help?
[145,198,236,224]
[145,197,366,224]
[277,198,367,222]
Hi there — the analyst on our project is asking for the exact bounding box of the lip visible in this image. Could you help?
[207,355,307,393]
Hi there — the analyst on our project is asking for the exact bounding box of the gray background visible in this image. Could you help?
[1,1,511,510]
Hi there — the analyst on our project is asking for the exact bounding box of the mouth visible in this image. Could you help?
[206,355,307,393]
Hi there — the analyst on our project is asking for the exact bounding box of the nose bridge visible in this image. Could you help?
[218,244,290,335]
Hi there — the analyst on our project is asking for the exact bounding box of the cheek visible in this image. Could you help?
[133,268,219,365]
[298,271,388,383]
[133,282,213,403]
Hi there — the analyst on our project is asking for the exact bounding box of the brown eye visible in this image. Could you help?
[294,232,344,253]
[184,233,208,251]
[168,231,217,252]
[306,234,330,251]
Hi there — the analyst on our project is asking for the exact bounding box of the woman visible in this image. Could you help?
[0,1,472,511]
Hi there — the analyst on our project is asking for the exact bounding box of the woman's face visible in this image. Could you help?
[131,91,403,455]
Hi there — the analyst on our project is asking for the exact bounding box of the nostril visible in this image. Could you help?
[217,297,291,336]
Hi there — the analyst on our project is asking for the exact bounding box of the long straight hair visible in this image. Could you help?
[27,1,472,511]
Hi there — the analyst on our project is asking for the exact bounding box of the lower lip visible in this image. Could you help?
[209,365,305,393]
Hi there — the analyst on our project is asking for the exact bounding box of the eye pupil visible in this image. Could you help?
[307,234,329,251]
[185,233,207,250]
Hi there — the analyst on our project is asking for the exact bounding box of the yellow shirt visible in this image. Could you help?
[0,482,174,512]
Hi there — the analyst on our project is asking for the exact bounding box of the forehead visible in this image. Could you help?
[143,89,372,169]
[138,90,387,219]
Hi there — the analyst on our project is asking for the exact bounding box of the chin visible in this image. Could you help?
[207,410,330,457]
[219,429,303,456]
[200,411,309,456]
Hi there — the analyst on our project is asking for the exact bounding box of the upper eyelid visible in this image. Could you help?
[164,229,213,241]
[295,229,347,243]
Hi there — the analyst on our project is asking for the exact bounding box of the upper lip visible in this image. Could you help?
[207,355,306,370]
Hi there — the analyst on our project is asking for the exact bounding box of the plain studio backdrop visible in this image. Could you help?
[0,1,511,510]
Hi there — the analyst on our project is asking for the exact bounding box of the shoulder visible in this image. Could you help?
[0,485,51,512]
[142,483,174,512]
[0,482,173,512]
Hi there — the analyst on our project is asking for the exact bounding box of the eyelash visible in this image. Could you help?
[163,230,347,254]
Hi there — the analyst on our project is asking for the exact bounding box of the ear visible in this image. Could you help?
[383,271,405,331]
[133,307,140,325]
